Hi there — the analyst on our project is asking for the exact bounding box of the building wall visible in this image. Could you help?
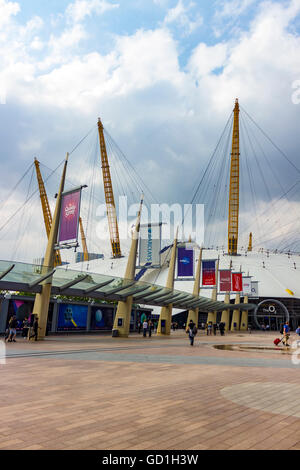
[0,294,152,334]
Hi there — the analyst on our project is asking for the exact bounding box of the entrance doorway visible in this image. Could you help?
[253,299,289,331]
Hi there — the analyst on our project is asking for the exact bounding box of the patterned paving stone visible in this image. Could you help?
[0,331,299,450]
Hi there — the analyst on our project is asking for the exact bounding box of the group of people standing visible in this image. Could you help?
[205,321,225,336]
[5,315,40,342]
[137,319,157,337]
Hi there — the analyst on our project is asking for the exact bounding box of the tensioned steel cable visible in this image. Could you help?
[207,116,233,248]
[240,105,300,174]
[0,162,34,208]
[0,123,101,236]
[241,110,300,230]
[104,129,159,205]
[181,111,233,232]
[68,125,95,156]
[11,164,35,259]
[239,114,264,244]
[150,114,235,284]
[0,159,65,235]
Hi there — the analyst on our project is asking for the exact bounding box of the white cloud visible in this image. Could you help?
[10,28,183,112]
[188,43,228,77]
[66,0,119,24]
[0,0,20,29]
[30,36,45,51]
[215,0,257,19]
[163,0,203,35]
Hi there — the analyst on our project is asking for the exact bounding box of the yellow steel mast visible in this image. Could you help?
[97,118,122,258]
[228,99,240,255]
[248,232,253,252]
[34,158,62,267]
[79,217,89,261]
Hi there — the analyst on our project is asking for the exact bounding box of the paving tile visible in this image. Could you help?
[1,331,300,450]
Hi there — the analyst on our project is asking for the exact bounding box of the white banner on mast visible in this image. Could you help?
[139,223,162,267]
[249,281,259,298]
[242,276,252,295]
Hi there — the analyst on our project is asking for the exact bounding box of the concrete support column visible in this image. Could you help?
[113,196,143,337]
[0,298,9,333]
[33,154,69,340]
[157,230,178,336]
[231,293,241,331]
[207,287,217,325]
[157,304,173,336]
[240,295,248,331]
[113,297,133,337]
[220,293,230,331]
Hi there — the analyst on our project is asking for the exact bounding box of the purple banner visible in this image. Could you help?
[58,189,81,244]
[177,247,194,277]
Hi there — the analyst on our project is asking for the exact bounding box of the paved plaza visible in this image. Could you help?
[0,330,300,450]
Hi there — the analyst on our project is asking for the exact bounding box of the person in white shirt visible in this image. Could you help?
[143,320,148,337]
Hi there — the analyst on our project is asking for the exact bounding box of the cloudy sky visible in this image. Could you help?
[1,0,300,261]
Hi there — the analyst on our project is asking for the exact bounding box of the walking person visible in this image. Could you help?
[187,322,197,346]
[207,322,213,336]
[282,321,290,347]
[7,315,18,343]
[22,317,29,340]
[29,316,40,342]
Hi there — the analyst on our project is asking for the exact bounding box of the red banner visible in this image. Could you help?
[202,260,216,286]
[219,270,231,292]
[232,272,243,292]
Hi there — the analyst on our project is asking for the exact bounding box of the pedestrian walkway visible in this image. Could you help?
[0,331,299,450]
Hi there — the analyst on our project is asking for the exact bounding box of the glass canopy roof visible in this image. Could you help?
[0,260,255,312]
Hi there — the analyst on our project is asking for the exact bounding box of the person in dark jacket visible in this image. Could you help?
[219,322,225,336]
[29,316,40,341]
[148,320,153,337]
[22,317,29,340]
[187,323,198,346]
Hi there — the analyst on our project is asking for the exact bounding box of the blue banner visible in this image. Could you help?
[177,247,194,277]
[58,304,88,330]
